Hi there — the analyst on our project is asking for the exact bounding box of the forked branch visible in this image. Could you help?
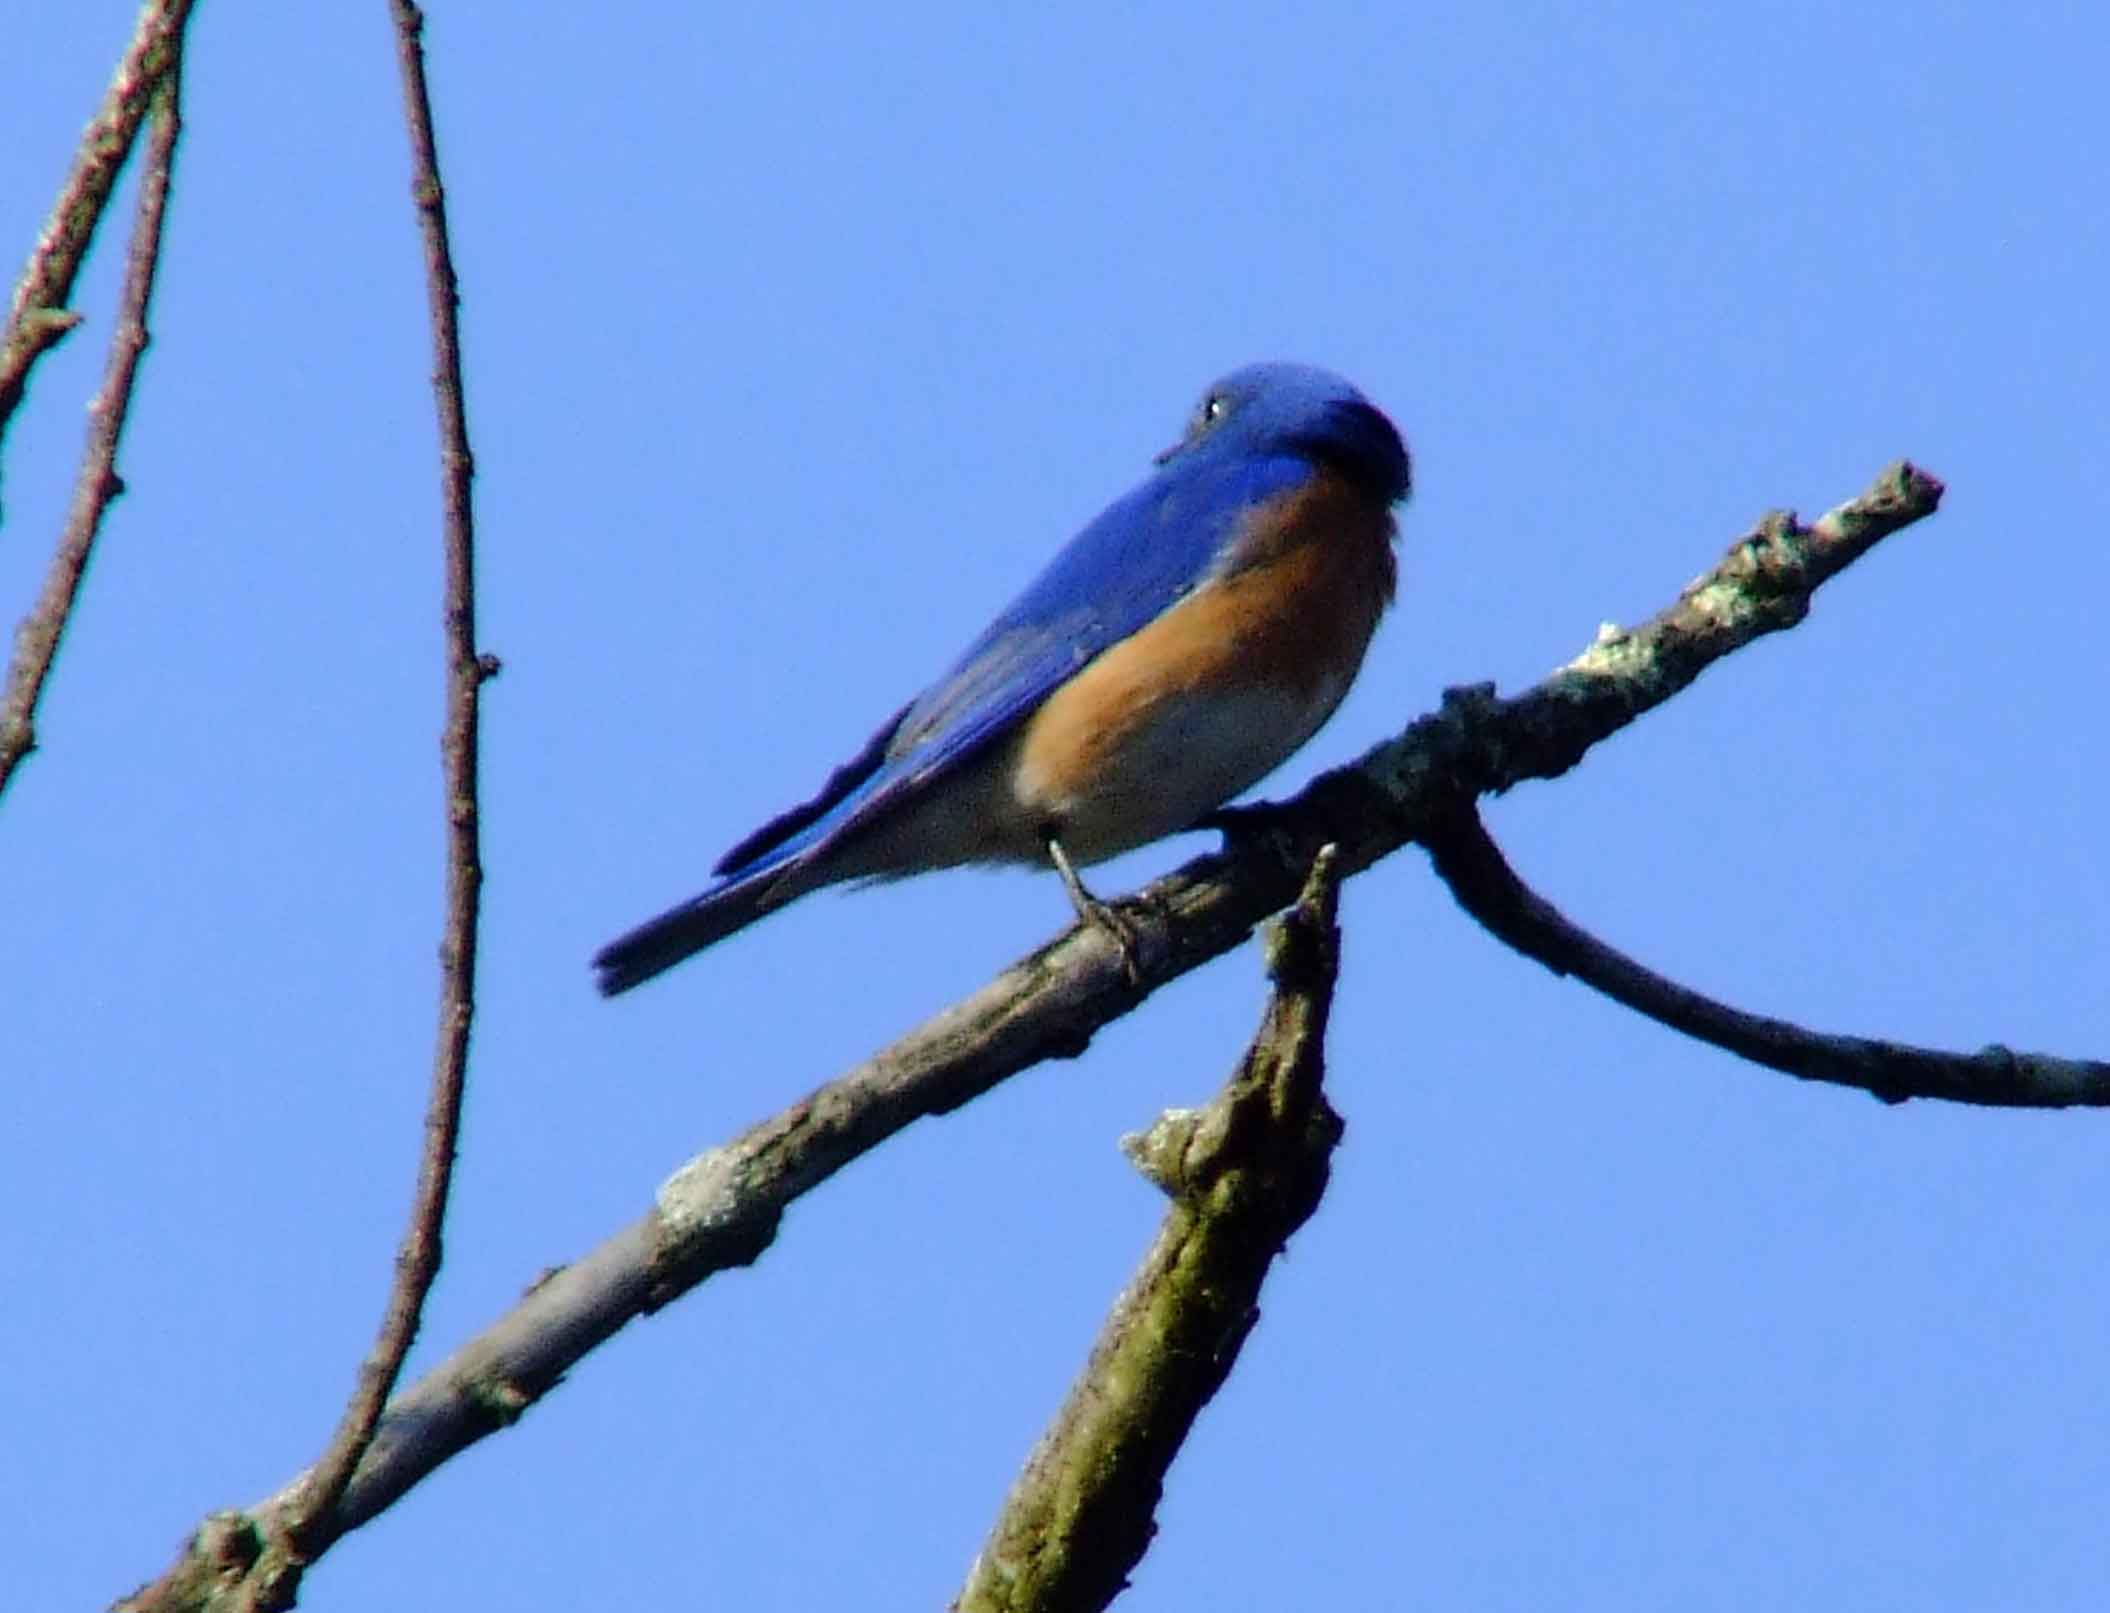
[120,464,1957,1613]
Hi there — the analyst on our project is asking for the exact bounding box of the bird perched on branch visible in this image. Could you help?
[595,361,1411,996]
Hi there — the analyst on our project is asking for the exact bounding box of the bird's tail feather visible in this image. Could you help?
[592,862,807,996]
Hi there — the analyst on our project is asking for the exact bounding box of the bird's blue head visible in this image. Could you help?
[1157,361,1411,504]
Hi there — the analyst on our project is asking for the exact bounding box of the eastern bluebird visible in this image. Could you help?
[594,361,1410,995]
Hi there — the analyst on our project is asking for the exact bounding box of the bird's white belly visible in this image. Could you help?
[1011,675,1344,864]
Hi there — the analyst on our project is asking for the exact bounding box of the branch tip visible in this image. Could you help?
[1425,806,2110,1108]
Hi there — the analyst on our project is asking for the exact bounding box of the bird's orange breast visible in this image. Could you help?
[1011,469,1397,861]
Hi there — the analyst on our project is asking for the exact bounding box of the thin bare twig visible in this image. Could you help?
[290,0,488,1558]
[0,0,199,462]
[121,467,1947,1608]
[1424,807,2110,1107]
[957,848,1349,1613]
[192,7,492,1611]
[0,51,185,800]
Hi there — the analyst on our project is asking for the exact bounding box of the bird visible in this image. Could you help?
[594,361,1411,996]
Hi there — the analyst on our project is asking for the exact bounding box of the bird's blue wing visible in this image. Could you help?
[713,451,1317,878]
[882,452,1316,779]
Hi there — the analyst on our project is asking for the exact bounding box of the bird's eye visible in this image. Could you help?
[1157,387,1234,464]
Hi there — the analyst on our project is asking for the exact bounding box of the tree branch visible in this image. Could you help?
[289,0,490,1551]
[0,0,198,461]
[118,465,1947,1608]
[1423,806,2110,1107]
[0,43,186,799]
[956,848,1348,1613]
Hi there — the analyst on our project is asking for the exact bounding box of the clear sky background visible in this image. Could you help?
[6,4,2107,1609]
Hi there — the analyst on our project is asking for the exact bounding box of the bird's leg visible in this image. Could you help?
[1047,836,1144,982]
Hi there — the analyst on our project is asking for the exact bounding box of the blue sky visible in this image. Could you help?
[6,3,2107,1608]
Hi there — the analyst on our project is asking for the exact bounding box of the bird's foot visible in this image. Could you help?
[1047,837,1146,984]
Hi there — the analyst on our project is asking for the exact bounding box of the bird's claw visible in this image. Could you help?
[1078,893,1146,984]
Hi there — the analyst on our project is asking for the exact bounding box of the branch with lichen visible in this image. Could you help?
[119,465,1985,1613]
[955,848,1348,1613]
